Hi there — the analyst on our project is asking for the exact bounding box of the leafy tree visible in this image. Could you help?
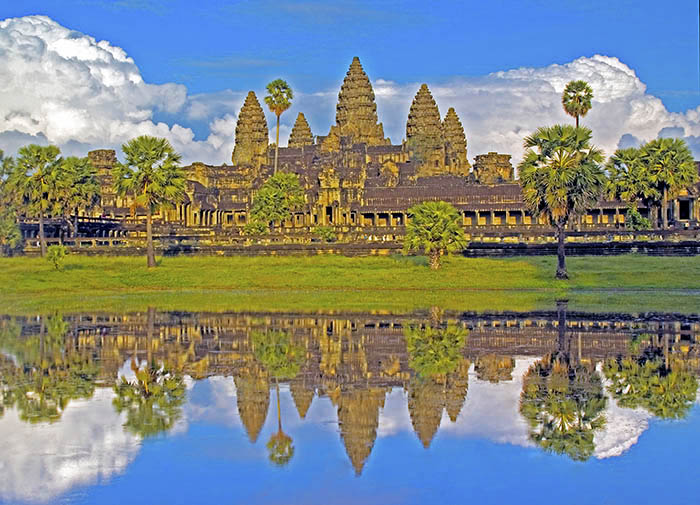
[246,172,305,234]
[403,200,467,270]
[56,156,101,237]
[0,151,22,255]
[561,80,593,127]
[625,206,652,231]
[113,136,186,267]
[46,244,67,270]
[405,323,467,379]
[264,79,294,173]
[604,339,698,419]
[7,145,62,257]
[640,138,697,229]
[518,125,605,279]
[113,359,186,438]
[252,330,304,467]
[313,226,336,243]
[0,314,98,424]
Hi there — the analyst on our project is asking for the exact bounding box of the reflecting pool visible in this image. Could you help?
[1,306,699,504]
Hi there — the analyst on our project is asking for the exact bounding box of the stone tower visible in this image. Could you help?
[234,373,270,443]
[405,84,445,174]
[323,57,388,151]
[407,377,444,449]
[288,112,314,148]
[444,358,470,422]
[232,91,269,167]
[442,107,470,175]
[337,388,386,475]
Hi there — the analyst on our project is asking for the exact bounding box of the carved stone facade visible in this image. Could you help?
[81,57,700,236]
[473,152,514,184]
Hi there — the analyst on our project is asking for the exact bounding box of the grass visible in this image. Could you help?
[1,254,700,315]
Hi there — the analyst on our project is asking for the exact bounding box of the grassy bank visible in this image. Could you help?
[1,254,700,315]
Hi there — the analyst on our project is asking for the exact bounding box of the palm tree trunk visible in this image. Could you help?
[661,187,669,229]
[274,114,280,174]
[575,115,579,128]
[38,209,47,257]
[146,206,156,268]
[276,380,282,432]
[429,249,440,270]
[555,221,568,279]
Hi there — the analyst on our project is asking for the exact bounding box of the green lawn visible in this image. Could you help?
[1,254,699,315]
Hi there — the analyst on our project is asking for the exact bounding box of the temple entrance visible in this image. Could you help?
[679,200,691,221]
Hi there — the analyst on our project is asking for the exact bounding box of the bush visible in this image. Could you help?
[0,211,22,257]
[46,245,68,270]
[625,207,652,231]
[313,226,336,243]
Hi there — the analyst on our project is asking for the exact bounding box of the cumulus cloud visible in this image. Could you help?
[0,388,141,503]
[3,15,700,169]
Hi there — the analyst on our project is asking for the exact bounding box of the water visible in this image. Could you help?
[1,307,699,504]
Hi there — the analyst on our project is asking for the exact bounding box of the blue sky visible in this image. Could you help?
[0,0,699,164]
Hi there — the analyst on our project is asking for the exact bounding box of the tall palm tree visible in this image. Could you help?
[561,80,593,127]
[264,79,294,173]
[640,138,697,229]
[251,329,304,467]
[403,200,467,269]
[56,156,101,237]
[605,148,658,209]
[518,125,605,279]
[9,145,62,256]
[113,136,185,267]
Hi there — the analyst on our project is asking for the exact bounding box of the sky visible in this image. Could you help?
[0,0,699,165]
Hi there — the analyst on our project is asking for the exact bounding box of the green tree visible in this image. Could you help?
[561,80,593,128]
[604,338,698,419]
[56,156,101,237]
[113,136,186,267]
[640,138,697,229]
[518,125,605,279]
[7,145,62,257]
[252,330,304,467]
[405,323,468,380]
[246,172,305,233]
[0,151,22,256]
[264,79,294,173]
[113,359,186,438]
[403,200,467,270]
[46,244,67,270]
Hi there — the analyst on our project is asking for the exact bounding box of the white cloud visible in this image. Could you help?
[3,15,700,170]
[0,388,141,503]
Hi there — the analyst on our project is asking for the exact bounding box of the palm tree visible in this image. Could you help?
[264,79,294,173]
[605,147,658,229]
[518,125,605,279]
[56,156,101,237]
[251,329,304,467]
[8,145,62,256]
[561,80,593,127]
[640,138,697,229]
[113,136,186,267]
[113,359,186,438]
[403,200,467,269]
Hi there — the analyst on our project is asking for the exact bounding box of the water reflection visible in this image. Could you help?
[0,307,699,503]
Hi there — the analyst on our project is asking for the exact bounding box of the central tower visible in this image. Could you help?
[323,57,389,150]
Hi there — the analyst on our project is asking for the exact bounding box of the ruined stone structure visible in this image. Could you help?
[64,56,699,244]
[473,152,514,184]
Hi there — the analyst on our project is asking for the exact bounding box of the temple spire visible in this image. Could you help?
[405,84,445,173]
[323,57,388,150]
[443,107,470,175]
[232,91,269,167]
[288,112,314,148]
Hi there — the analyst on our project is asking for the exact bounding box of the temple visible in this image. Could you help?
[21,57,700,248]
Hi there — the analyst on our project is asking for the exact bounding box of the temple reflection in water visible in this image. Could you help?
[1,307,699,491]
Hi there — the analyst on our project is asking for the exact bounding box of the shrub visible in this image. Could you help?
[313,226,336,243]
[46,245,67,270]
[625,207,652,231]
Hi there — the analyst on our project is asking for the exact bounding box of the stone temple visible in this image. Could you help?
[78,57,699,241]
